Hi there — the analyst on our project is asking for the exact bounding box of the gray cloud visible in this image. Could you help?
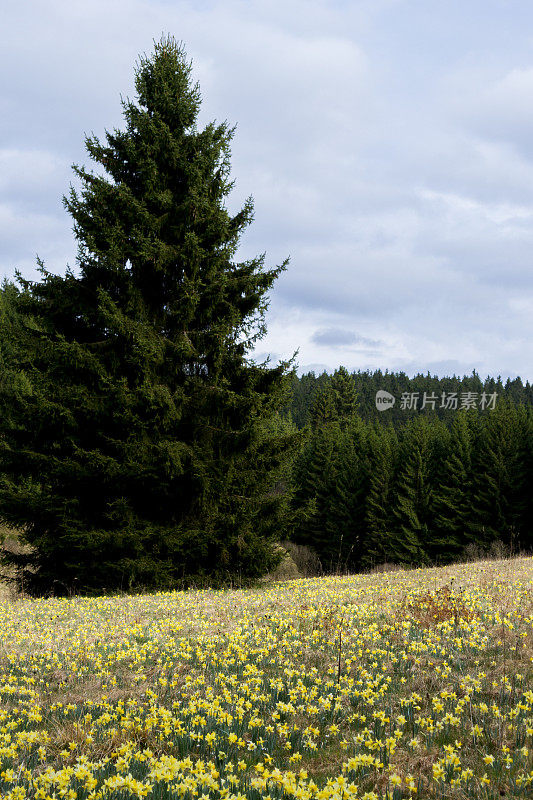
[1,0,533,379]
[311,328,382,348]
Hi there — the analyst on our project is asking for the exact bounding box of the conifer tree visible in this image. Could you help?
[330,367,358,423]
[291,419,337,566]
[364,423,398,566]
[469,401,528,552]
[389,417,441,564]
[326,417,369,571]
[291,378,363,569]
[0,37,295,594]
[431,411,475,559]
[308,382,336,430]
[521,408,533,551]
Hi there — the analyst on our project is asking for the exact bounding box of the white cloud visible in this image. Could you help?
[462,67,533,155]
[1,0,533,378]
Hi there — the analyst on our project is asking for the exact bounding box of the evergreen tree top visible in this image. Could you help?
[23,35,291,380]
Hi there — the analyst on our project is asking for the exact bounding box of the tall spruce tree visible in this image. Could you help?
[291,379,366,571]
[330,367,358,423]
[326,417,369,571]
[389,416,444,564]
[431,411,475,560]
[469,400,528,552]
[291,419,338,568]
[521,408,533,551]
[364,423,398,566]
[0,37,295,594]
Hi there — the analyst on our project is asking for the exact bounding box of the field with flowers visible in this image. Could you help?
[0,557,532,800]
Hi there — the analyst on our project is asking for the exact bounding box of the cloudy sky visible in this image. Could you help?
[2,0,533,379]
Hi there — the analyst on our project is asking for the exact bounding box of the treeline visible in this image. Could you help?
[287,369,533,428]
[288,367,533,571]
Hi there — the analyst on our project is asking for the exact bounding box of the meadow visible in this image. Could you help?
[0,557,532,800]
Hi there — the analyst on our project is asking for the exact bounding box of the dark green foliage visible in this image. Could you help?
[286,368,532,428]
[308,385,337,430]
[387,417,443,565]
[469,401,529,553]
[288,373,533,570]
[325,418,369,570]
[330,367,359,423]
[430,411,475,559]
[0,37,296,594]
[521,412,533,552]
[292,420,338,567]
[364,423,398,565]
[292,381,368,571]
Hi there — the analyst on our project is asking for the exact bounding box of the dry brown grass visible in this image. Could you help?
[400,583,477,627]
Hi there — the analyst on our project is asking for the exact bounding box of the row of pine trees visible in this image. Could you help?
[287,368,533,428]
[289,368,533,571]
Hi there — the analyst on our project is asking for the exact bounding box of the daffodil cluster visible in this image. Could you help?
[0,558,532,799]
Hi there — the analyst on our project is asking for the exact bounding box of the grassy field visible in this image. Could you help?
[0,558,532,799]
